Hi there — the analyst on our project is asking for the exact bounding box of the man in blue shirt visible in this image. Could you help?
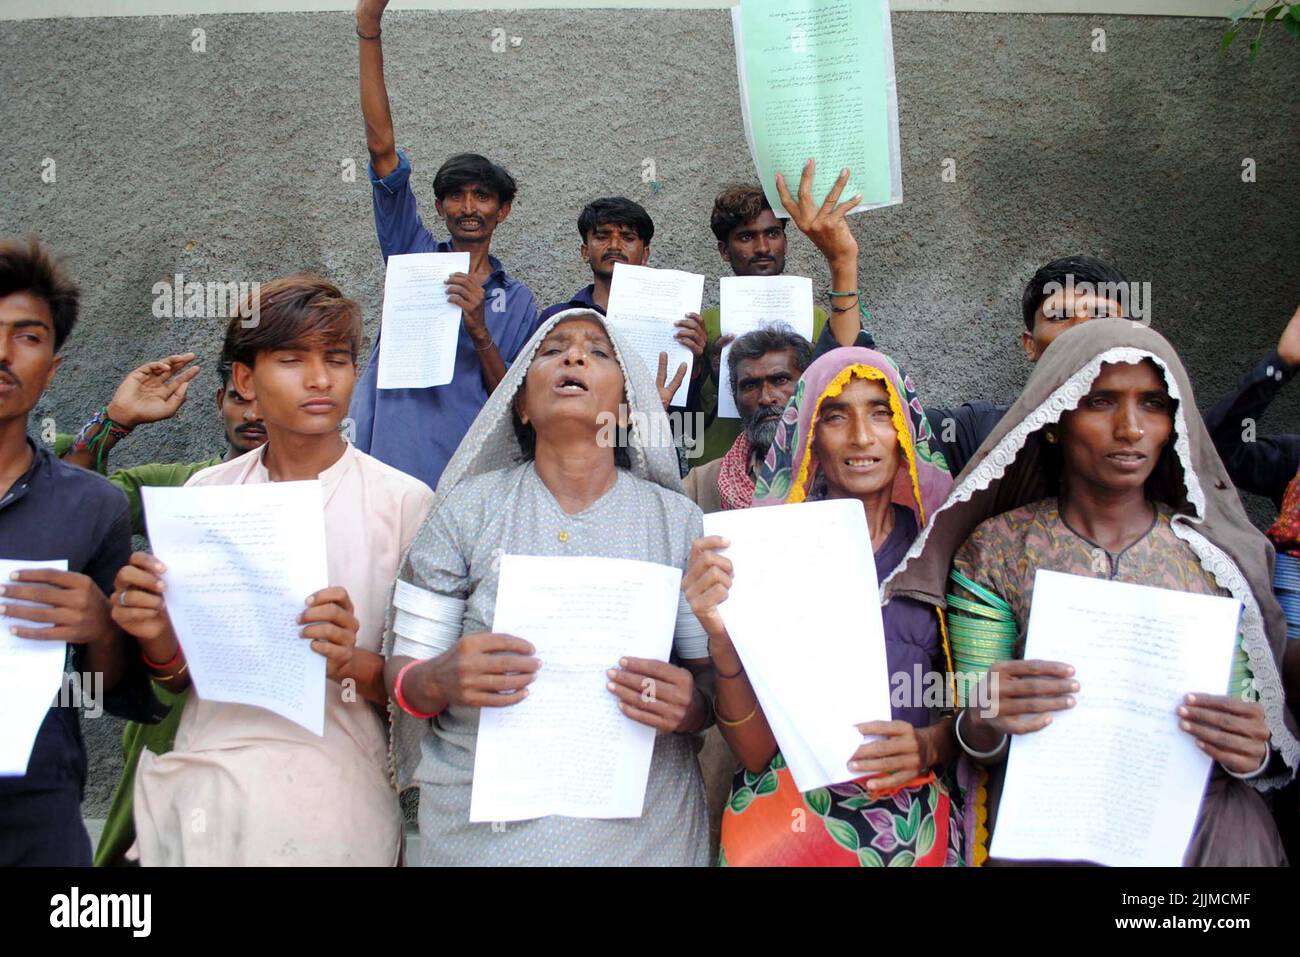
[350,0,539,492]
[0,237,160,865]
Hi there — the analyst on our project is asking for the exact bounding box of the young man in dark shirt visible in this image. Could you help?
[0,237,159,865]
[539,197,707,414]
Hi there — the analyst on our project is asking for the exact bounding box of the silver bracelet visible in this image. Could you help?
[955,709,1008,760]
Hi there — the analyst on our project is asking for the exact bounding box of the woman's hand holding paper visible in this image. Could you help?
[964,659,1079,749]
[1178,693,1270,775]
[419,632,540,709]
[606,657,704,733]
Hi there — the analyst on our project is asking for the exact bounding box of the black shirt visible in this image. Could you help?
[0,439,162,864]
[1203,350,1300,508]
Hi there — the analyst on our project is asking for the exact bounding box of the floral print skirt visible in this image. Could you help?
[718,752,965,867]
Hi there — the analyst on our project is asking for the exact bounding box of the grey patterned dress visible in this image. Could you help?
[402,462,710,866]
[382,307,716,865]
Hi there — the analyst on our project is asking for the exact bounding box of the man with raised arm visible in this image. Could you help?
[350,0,539,492]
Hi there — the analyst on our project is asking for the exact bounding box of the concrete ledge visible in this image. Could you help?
[0,1,1249,23]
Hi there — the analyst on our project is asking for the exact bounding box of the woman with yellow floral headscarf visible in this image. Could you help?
[683,347,963,866]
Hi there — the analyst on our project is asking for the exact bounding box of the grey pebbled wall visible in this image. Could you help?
[1,10,1297,816]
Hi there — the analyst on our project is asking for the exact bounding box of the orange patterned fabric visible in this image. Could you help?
[1266,469,1300,557]
[719,755,960,867]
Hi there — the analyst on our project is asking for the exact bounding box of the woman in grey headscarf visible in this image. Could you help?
[885,320,1299,866]
[381,308,712,866]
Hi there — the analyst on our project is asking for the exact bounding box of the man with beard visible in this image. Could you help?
[697,169,873,464]
[349,0,540,492]
[683,325,812,512]
[540,197,707,412]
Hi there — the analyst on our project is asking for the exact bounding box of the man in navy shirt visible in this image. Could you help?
[540,196,707,416]
[0,237,159,865]
[540,197,657,325]
[350,0,539,493]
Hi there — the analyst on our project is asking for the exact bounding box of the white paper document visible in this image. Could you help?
[604,262,704,408]
[717,275,815,418]
[141,482,331,736]
[0,559,70,776]
[990,570,1241,867]
[470,555,682,823]
[377,251,471,390]
[703,499,892,791]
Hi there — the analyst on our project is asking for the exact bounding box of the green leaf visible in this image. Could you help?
[857,847,885,867]
[1283,9,1300,35]
[805,787,831,817]
[755,771,779,796]
[917,815,937,857]
[1249,37,1261,59]
[771,752,786,770]
[896,799,923,844]
[1264,3,1283,23]
[768,468,792,500]
[717,845,728,867]
[730,787,755,814]
[742,769,759,788]
[1221,25,1241,50]
[824,817,860,851]
[889,850,917,867]
[835,794,877,811]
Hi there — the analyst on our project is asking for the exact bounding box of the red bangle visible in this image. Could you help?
[395,660,443,720]
[141,644,182,670]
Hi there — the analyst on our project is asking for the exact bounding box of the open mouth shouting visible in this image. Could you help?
[554,373,590,396]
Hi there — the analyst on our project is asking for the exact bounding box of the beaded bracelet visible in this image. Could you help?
[71,406,133,473]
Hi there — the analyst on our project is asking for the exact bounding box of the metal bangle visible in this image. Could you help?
[955,709,1008,759]
[716,700,759,728]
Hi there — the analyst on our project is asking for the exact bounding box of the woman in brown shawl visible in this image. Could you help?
[884,320,1299,865]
